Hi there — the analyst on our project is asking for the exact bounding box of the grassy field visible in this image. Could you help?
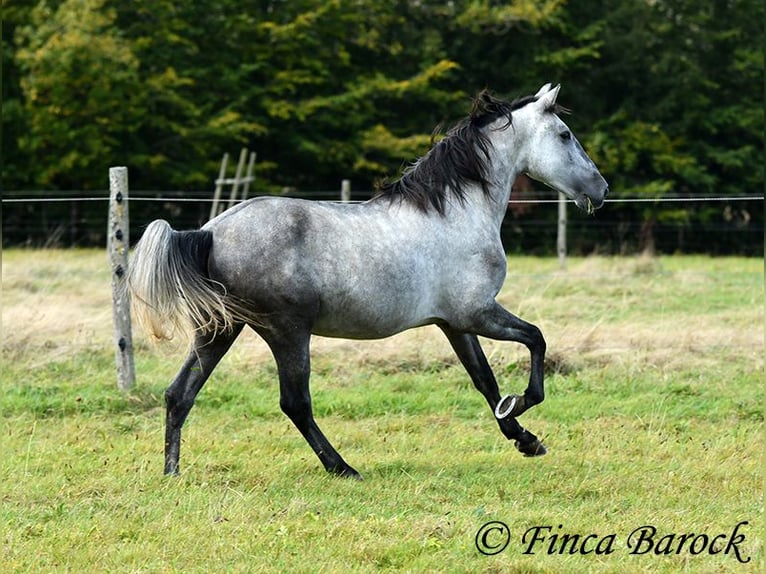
[1,249,763,573]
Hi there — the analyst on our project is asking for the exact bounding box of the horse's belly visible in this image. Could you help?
[311,317,434,340]
[311,290,438,340]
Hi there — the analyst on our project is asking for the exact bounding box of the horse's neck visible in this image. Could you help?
[442,174,516,235]
[486,124,528,228]
[473,133,524,230]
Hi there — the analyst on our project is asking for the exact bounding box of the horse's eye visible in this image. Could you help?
[560,131,571,141]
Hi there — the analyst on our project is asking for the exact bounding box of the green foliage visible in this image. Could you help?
[356,125,434,181]
[586,0,764,198]
[14,0,140,188]
[589,116,702,198]
[3,0,763,252]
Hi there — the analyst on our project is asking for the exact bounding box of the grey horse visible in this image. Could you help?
[128,84,608,479]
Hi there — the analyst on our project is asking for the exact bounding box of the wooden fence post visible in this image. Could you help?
[341,179,351,203]
[108,167,135,390]
[557,192,567,270]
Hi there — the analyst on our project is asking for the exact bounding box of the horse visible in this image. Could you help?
[128,83,608,479]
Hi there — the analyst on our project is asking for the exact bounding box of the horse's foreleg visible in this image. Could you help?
[164,325,243,475]
[472,303,547,411]
[440,326,544,455]
[262,328,362,479]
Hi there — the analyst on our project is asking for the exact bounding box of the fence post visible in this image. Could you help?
[341,179,351,203]
[108,167,135,391]
[557,192,567,270]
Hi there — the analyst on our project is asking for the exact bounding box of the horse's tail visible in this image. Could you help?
[127,219,241,341]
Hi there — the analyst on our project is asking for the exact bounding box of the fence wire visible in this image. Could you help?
[2,194,764,204]
[4,191,763,254]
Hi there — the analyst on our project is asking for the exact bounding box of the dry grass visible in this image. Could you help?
[3,250,762,375]
[2,250,115,365]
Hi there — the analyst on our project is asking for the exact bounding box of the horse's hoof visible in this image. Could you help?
[330,465,363,480]
[515,438,547,457]
[343,469,364,481]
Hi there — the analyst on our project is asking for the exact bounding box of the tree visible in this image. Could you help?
[236,0,463,190]
[3,0,762,253]
[15,0,142,189]
[1,0,35,191]
[110,0,263,189]
[581,0,764,252]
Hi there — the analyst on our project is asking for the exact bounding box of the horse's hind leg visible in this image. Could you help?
[259,326,361,479]
[164,325,243,475]
[440,324,546,457]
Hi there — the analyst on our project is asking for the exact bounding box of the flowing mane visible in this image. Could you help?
[374,90,541,214]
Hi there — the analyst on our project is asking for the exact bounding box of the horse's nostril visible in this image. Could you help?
[604,187,610,198]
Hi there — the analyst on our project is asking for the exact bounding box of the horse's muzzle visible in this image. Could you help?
[582,185,608,213]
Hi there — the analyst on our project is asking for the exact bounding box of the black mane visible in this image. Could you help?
[374,89,542,214]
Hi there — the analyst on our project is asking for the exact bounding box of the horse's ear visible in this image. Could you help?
[534,83,553,98]
[536,83,561,111]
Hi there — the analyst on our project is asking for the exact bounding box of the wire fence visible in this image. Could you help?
[2,189,764,255]
[2,191,764,204]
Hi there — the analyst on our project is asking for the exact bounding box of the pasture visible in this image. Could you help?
[2,249,763,573]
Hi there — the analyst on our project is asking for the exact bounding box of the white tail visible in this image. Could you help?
[127,220,240,341]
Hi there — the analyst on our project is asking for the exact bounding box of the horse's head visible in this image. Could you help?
[513,83,608,214]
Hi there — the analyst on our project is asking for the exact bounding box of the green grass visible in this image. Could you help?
[2,250,763,573]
